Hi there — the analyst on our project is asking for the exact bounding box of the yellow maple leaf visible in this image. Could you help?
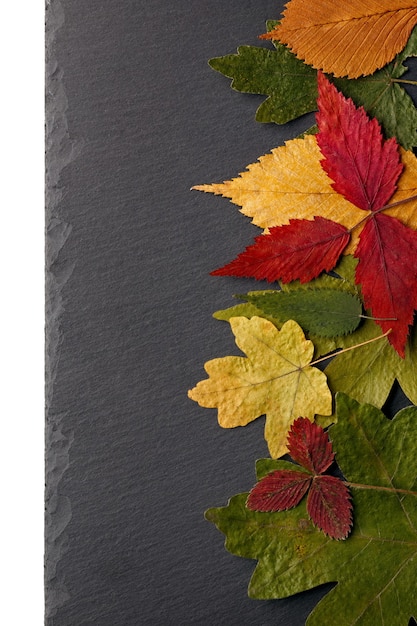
[263,0,417,78]
[193,135,417,254]
[188,316,332,458]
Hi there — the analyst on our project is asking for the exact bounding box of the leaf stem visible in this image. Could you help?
[309,329,391,367]
[347,193,417,235]
[392,78,417,86]
[359,314,397,321]
[346,481,417,497]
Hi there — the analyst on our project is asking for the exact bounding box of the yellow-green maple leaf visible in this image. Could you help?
[188,316,332,458]
[194,135,417,254]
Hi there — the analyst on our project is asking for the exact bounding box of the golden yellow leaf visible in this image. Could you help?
[193,135,417,254]
[188,316,332,458]
[264,0,417,78]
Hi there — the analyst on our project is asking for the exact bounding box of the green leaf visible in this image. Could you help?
[209,25,417,148]
[324,320,417,409]
[205,395,417,625]
[209,45,317,124]
[333,26,417,150]
[239,289,362,337]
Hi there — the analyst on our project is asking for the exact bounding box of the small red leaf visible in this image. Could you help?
[287,417,334,475]
[246,470,312,512]
[307,475,352,540]
[355,213,417,357]
[211,217,349,283]
[316,72,403,212]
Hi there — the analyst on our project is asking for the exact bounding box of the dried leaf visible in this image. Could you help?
[206,75,417,356]
[193,138,417,256]
[264,0,417,78]
[287,416,334,474]
[246,468,312,511]
[206,395,417,623]
[247,417,352,539]
[209,42,317,125]
[210,24,417,148]
[211,217,350,283]
[237,289,363,338]
[188,317,332,458]
[316,72,403,212]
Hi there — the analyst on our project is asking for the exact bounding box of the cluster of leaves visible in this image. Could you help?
[246,416,353,540]
[189,3,417,623]
[206,394,417,625]
[210,20,417,149]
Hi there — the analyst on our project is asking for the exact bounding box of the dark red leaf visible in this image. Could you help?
[355,213,417,357]
[211,217,349,283]
[316,72,403,213]
[307,475,352,540]
[287,417,334,475]
[246,469,312,512]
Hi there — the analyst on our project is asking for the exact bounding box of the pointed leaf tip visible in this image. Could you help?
[316,72,403,213]
[211,217,350,283]
[287,417,334,474]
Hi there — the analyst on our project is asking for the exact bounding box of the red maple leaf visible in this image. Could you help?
[211,73,417,357]
[246,418,352,540]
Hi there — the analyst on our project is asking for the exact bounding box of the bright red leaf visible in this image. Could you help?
[307,475,352,540]
[287,417,334,474]
[211,217,350,283]
[211,74,417,356]
[246,469,311,512]
[316,72,403,212]
[355,213,417,357]
[246,418,353,539]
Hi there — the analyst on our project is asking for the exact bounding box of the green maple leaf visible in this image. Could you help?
[209,23,417,148]
[209,41,317,125]
[206,394,417,625]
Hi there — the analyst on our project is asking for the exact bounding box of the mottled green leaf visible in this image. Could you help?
[334,26,417,149]
[239,289,362,337]
[206,395,417,625]
[209,44,317,124]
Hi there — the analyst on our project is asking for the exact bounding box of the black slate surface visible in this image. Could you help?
[45,2,414,625]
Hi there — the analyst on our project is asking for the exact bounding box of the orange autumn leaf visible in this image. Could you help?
[193,135,417,255]
[262,0,417,78]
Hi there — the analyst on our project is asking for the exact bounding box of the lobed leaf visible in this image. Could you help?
[188,316,332,458]
[206,395,417,624]
[209,44,317,124]
[209,25,417,149]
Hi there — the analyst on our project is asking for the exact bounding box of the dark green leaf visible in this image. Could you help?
[239,289,362,337]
